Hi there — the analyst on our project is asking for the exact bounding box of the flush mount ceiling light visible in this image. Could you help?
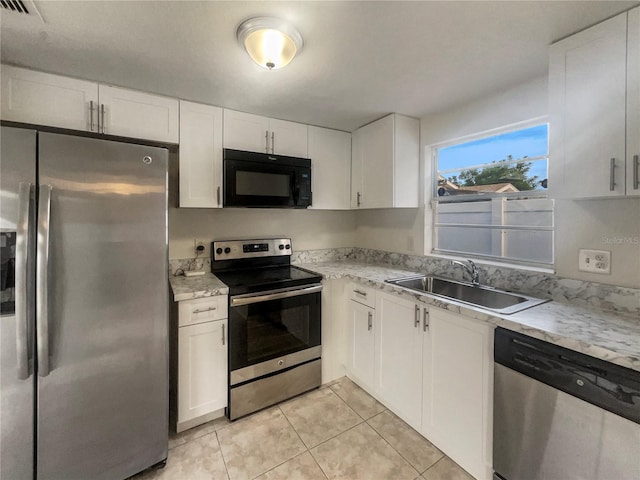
[237,17,303,70]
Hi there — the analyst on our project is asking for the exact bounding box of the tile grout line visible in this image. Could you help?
[362,417,421,478]
[246,406,311,480]
[214,430,232,480]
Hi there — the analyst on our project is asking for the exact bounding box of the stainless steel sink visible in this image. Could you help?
[385,275,549,314]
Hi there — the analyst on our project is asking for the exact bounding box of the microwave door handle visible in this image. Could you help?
[291,171,298,205]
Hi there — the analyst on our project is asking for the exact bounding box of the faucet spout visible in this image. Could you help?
[450,259,480,286]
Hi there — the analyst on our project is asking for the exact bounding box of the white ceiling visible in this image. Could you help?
[1,1,638,131]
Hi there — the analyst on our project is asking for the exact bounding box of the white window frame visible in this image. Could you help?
[426,117,554,270]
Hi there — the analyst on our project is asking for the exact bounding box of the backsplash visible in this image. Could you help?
[170,247,640,317]
[291,247,640,317]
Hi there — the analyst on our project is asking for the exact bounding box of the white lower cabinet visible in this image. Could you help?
[177,296,228,432]
[347,299,376,390]
[421,307,494,480]
[374,293,423,427]
[347,289,493,480]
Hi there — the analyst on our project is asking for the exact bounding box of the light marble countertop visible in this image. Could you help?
[297,261,640,373]
[169,272,228,301]
[167,260,640,372]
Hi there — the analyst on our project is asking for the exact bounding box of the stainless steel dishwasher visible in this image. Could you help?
[493,328,640,480]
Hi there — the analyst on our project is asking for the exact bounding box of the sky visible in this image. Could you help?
[437,124,549,189]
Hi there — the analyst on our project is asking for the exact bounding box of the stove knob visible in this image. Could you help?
[279,244,285,250]
[224,247,231,254]
[285,244,291,250]
[216,248,223,255]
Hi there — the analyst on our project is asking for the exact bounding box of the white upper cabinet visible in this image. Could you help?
[0,65,179,143]
[179,101,223,208]
[627,8,640,195]
[98,85,178,143]
[269,118,309,157]
[223,109,270,153]
[1,65,98,132]
[308,126,351,210]
[549,7,639,198]
[223,109,308,157]
[351,113,420,209]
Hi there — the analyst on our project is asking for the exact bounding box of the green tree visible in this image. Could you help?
[456,157,539,191]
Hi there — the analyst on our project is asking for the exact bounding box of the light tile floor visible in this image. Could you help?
[134,377,474,480]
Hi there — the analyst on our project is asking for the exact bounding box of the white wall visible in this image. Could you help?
[169,208,356,259]
[355,75,640,288]
[355,77,548,256]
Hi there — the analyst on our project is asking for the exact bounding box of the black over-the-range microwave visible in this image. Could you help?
[223,149,312,208]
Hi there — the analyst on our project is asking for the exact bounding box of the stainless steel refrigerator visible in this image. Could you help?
[1,127,169,479]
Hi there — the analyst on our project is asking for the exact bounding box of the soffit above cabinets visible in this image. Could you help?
[1,1,637,132]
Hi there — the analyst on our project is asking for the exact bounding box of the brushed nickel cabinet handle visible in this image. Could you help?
[89,100,95,132]
[353,289,367,297]
[610,157,616,191]
[423,308,429,331]
[221,324,226,346]
[193,307,217,314]
[271,131,275,154]
[100,104,106,134]
[367,311,373,331]
[357,192,361,207]
[414,305,420,328]
[265,130,269,153]
[634,155,639,190]
[217,186,221,206]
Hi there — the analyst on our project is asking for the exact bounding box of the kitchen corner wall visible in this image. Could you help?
[354,75,640,289]
[168,207,356,259]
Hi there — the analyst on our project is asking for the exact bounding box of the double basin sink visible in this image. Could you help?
[385,275,549,315]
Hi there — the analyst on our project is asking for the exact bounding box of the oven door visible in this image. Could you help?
[224,158,296,207]
[228,284,321,383]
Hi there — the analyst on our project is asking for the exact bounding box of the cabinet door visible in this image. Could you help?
[347,301,375,389]
[179,101,223,208]
[1,65,98,131]
[375,293,423,428]
[223,109,270,153]
[178,320,228,424]
[422,308,493,480]
[627,7,640,196]
[98,85,178,143]
[549,13,627,198]
[353,115,394,208]
[308,126,351,210]
[269,118,308,157]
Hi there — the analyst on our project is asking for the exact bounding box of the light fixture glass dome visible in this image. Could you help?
[237,17,303,70]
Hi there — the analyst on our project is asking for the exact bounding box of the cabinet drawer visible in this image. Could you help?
[178,296,227,327]
[349,283,376,308]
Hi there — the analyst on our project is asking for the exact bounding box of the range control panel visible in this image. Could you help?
[211,238,292,261]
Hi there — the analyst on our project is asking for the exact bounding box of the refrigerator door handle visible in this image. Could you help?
[15,182,32,380]
[36,184,52,377]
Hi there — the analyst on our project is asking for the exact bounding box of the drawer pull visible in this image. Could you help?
[193,306,217,314]
[354,289,367,297]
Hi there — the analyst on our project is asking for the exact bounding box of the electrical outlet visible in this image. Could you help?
[578,249,611,274]
[194,239,205,255]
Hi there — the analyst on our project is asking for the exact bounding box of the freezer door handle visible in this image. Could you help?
[36,184,52,377]
[15,182,32,380]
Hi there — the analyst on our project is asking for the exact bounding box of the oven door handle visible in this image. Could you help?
[230,284,322,307]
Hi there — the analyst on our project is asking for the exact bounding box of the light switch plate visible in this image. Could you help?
[578,249,611,274]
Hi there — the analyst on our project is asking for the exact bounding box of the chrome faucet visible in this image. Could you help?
[450,259,480,286]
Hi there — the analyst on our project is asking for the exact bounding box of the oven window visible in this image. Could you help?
[229,292,321,371]
[236,171,290,197]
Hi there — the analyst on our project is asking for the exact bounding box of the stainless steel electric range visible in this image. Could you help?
[211,238,322,420]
